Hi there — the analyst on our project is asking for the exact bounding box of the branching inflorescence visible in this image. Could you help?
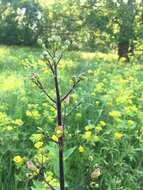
[31,36,85,190]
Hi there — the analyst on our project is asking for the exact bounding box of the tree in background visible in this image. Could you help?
[0,0,42,45]
[1,0,143,59]
[117,0,136,61]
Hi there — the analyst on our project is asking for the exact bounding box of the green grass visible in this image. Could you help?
[0,45,143,190]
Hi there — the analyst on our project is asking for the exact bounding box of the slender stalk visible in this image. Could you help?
[33,76,56,104]
[34,45,82,190]
[54,64,65,190]
[61,79,81,102]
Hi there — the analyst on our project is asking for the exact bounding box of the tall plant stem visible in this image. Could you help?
[54,65,65,190]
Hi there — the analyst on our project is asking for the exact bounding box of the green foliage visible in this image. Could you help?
[0,46,143,189]
[1,0,143,52]
[0,0,42,45]
[31,181,46,190]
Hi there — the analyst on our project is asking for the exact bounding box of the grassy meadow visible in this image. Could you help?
[0,45,143,190]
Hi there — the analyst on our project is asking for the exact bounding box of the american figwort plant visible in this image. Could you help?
[32,36,85,190]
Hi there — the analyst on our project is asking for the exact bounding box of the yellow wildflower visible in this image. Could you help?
[99,121,106,127]
[119,79,128,84]
[35,169,40,175]
[34,141,43,149]
[109,111,121,118]
[95,82,104,92]
[125,106,138,113]
[13,119,23,126]
[50,107,56,113]
[114,132,123,140]
[85,124,94,131]
[79,145,85,153]
[84,131,92,141]
[56,130,63,137]
[45,171,58,186]
[85,126,90,131]
[96,126,102,132]
[32,133,43,142]
[55,126,63,137]
[51,135,59,142]
[127,120,135,126]
[26,110,40,119]
[34,153,47,164]
[13,155,24,164]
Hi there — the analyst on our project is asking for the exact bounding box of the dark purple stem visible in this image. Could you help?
[54,64,65,190]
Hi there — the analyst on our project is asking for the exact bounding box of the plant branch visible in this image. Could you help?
[66,102,81,119]
[32,76,56,104]
[46,59,55,74]
[44,178,56,190]
[56,52,63,66]
[53,47,58,57]
[61,79,81,102]
[46,49,54,59]
[34,167,56,190]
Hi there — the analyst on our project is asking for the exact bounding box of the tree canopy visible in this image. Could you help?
[0,0,143,53]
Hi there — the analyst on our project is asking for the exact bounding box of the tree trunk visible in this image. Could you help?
[118,41,130,62]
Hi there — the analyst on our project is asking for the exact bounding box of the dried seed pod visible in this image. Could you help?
[31,73,39,80]
[27,160,37,171]
[91,167,101,180]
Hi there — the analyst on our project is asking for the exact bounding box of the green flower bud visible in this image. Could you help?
[43,51,49,57]
[37,39,43,46]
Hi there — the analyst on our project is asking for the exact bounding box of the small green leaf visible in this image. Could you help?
[31,180,46,190]
[64,147,76,161]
